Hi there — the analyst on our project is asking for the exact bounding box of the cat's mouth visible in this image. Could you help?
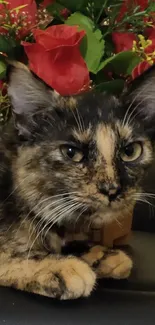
[73,198,126,221]
[83,195,124,211]
[77,195,133,223]
[79,189,135,211]
[49,190,135,227]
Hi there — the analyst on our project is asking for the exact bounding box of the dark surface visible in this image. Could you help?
[0,288,155,325]
[0,232,155,325]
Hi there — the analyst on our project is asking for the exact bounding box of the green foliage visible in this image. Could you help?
[95,79,125,95]
[0,35,23,60]
[0,36,16,55]
[57,0,88,12]
[98,51,141,75]
[66,12,105,74]
[0,61,6,79]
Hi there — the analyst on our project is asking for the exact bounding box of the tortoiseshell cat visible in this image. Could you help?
[0,62,155,299]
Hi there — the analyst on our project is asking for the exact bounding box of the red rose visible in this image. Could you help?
[112,32,136,53]
[117,0,148,22]
[0,81,7,96]
[132,61,150,79]
[145,28,155,54]
[145,28,155,38]
[22,25,90,96]
[0,0,37,39]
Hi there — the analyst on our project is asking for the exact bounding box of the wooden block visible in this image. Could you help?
[114,233,131,246]
[91,210,133,248]
[101,212,133,247]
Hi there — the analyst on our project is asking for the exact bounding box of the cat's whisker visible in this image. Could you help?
[134,193,155,217]
[136,192,155,198]
[125,95,154,127]
[75,106,84,133]
[114,216,122,228]
[133,195,155,208]
[27,201,83,262]
[27,199,67,242]
[41,198,81,223]
[27,197,80,246]
[2,175,30,204]
[71,109,82,133]
[26,192,80,232]
[126,93,155,128]
[45,201,84,230]
[73,205,88,229]
[122,83,151,127]
[28,198,81,244]
[136,199,155,207]
[29,196,72,228]
[26,198,68,241]
[88,218,93,232]
[43,202,85,240]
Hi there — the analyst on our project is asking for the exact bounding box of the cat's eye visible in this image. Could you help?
[121,142,142,162]
[61,145,84,163]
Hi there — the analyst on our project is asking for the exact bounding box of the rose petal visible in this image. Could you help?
[0,80,7,95]
[132,61,151,79]
[33,25,85,50]
[23,41,90,96]
[112,32,136,53]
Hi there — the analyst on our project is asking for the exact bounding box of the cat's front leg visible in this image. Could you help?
[0,253,96,299]
[82,245,133,279]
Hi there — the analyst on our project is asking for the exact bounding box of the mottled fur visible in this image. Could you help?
[0,62,155,299]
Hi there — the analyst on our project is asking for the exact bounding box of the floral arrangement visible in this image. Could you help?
[0,0,155,123]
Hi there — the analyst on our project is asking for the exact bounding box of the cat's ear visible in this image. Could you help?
[7,61,56,138]
[124,64,155,130]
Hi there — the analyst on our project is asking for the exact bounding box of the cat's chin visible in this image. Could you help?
[90,203,130,226]
[90,212,116,226]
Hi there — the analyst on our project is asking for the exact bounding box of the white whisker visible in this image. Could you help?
[122,83,152,127]
[26,201,83,262]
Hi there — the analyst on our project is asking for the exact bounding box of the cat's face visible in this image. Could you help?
[8,63,155,226]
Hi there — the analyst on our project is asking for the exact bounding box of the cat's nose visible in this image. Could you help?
[97,182,121,201]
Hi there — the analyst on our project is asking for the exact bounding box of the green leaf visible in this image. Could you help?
[148,3,155,12]
[97,56,115,71]
[0,35,22,59]
[0,61,6,79]
[65,12,105,74]
[95,79,125,95]
[98,51,141,75]
[47,0,107,12]
[0,35,16,54]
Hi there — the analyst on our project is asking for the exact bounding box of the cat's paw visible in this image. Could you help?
[82,245,132,279]
[28,257,96,300]
[97,249,133,279]
[58,258,96,300]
